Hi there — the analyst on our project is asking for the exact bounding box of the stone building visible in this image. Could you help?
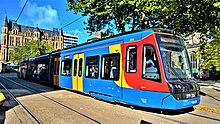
[1,16,64,66]
[185,32,203,77]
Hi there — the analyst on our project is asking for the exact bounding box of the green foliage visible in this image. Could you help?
[67,0,220,36]
[197,28,220,71]
[10,40,53,63]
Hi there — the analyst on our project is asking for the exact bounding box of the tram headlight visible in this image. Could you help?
[168,83,185,93]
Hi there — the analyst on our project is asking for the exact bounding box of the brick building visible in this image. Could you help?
[0,16,64,68]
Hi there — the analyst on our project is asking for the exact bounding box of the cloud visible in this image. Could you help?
[69,29,83,36]
[20,0,60,29]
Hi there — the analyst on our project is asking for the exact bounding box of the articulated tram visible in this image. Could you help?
[18,29,200,110]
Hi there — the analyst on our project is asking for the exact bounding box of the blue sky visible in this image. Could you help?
[0,0,93,44]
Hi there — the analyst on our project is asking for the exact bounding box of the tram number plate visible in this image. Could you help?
[186,93,195,99]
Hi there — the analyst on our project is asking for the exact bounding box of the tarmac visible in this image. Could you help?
[195,80,220,114]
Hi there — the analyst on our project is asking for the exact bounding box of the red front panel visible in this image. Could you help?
[122,34,169,92]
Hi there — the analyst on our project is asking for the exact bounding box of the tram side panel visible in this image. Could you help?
[83,41,123,101]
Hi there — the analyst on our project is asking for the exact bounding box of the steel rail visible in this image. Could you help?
[0,79,42,124]
[1,76,101,124]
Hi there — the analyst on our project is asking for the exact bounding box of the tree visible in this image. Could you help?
[67,0,220,36]
[196,28,220,71]
[10,40,54,63]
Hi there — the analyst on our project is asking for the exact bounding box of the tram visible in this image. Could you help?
[18,29,200,110]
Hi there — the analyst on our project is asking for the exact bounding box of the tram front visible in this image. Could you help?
[156,33,200,109]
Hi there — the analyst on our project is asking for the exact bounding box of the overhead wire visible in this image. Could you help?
[62,1,109,29]
[16,0,28,22]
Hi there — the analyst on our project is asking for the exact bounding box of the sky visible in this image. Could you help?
[0,0,93,44]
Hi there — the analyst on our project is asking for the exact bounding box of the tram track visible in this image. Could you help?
[0,79,42,124]
[0,76,101,124]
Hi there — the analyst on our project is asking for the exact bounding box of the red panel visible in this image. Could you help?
[122,34,169,92]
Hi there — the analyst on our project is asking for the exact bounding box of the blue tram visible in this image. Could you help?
[18,29,200,110]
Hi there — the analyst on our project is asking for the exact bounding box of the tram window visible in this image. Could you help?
[56,61,60,75]
[34,64,46,75]
[85,56,99,79]
[78,58,83,77]
[142,45,160,81]
[61,59,72,76]
[101,53,120,80]
[53,61,57,75]
[73,59,77,76]
[126,46,137,73]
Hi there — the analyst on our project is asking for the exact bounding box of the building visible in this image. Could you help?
[185,32,203,77]
[63,33,78,48]
[1,16,64,71]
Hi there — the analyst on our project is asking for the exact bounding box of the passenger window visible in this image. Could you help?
[56,61,60,75]
[142,45,160,81]
[126,46,137,73]
[85,56,99,79]
[73,59,77,76]
[53,61,57,75]
[101,53,120,80]
[78,58,83,77]
[61,59,72,76]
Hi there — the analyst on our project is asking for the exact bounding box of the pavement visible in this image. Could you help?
[195,80,220,114]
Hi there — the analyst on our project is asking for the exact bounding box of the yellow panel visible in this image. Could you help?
[109,44,131,88]
[72,53,84,92]
[78,53,84,92]
[72,54,78,90]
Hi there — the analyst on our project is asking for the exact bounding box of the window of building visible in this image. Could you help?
[101,53,120,80]
[56,42,58,49]
[13,29,18,35]
[61,59,72,76]
[85,56,99,78]
[142,45,160,81]
[10,36,14,46]
[3,49,5,61]
[191,53,197,69]
[126,46,137,73]
[16,37,20,46]
[2,36,6,45]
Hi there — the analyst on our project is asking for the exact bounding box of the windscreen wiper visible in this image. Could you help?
[169,67,184,81]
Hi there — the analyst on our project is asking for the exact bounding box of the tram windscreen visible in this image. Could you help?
[156,34,192,80]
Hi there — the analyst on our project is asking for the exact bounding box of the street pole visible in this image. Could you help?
[6,30,9,62]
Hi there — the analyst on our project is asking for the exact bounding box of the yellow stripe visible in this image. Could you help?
[109,44,131,88]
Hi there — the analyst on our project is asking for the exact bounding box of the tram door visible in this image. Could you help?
[72,53,84,92]
[53,57,60,86]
